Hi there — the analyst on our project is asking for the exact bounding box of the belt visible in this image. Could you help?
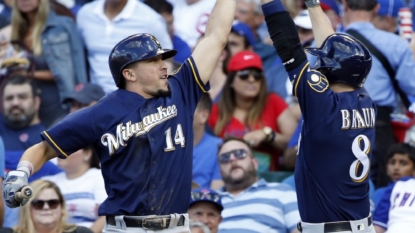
[297,216,372,233]
[106,215,185,230]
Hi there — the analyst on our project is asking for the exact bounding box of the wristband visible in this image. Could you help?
[17,161,34,177]
[305,0,320,8]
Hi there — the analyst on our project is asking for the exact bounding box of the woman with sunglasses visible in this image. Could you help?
[42,147,106,233]
[208,50,297,172]
[0,179,92,233]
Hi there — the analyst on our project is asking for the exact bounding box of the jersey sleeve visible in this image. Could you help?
[40,107,98,159]
[169,56,210,113]
[373,183,395,229]
[288,61,336,130]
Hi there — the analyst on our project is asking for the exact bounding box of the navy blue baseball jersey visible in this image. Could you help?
[40,57,209,216]
[290,61,376,223]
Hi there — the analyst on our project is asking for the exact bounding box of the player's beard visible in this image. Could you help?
[4,108,36,129]
[222,162,257,191]
[157,88,171,97]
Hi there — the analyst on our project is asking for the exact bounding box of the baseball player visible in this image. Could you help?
[2,0,236,232]
[261,0,376,233]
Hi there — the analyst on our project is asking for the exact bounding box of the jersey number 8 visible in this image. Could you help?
[349,135,371,183]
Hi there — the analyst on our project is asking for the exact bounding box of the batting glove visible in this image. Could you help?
[3,170,29,208]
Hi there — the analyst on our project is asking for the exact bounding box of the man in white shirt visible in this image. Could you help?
[77,0,172,93]
[169,0,216,49]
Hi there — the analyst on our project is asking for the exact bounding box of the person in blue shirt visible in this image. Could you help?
[342,0,415,188]
[1,76,61,228]
[193,93,223,190]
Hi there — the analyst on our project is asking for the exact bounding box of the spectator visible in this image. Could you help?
[217,138,301,233]
[373,143,415,208]
[373,176,415,233]
[1,76,62,228]
[76,0,172,93]
[42,147,106,233]
[144,0,192,65]
[294,10,314,47]
[2,0,87,128]
[208,51,297,171]
[207,43,231,104]
[0,137,5,226]
[343,0,415,188]
[189,219,210,233]
[4,179,93,233]
[320,0,341,31]
[193,93,223,189]
[228,22,255,57]
[62,83,105,114]
[234,0,277,73]
[188,188,223,233]
[169,0,216,49]
[372,0,405,33]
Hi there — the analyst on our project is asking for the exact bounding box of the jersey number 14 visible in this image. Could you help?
[164,124,186,151]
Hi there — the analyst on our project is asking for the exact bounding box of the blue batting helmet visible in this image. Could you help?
[305,33,372,88]
[108,33,177,88]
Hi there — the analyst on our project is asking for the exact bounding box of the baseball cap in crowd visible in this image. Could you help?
[294,10,312,30]
[320,0,340,16]
[227,50,263,73]
[377,0,406,17]
[231,21,256,47]
[63,83,105,104]
[190,188,223,212]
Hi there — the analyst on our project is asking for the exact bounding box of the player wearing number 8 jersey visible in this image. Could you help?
[2,0,236,232]
[261,0,376,233]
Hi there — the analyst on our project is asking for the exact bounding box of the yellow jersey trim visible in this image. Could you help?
[188,58,207,93]
[42,131,68,158]
[294,62,310,97]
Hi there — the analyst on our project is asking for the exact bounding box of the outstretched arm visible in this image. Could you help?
[305,1,335,47]
[261,0,307,72]
[192,0,236,84]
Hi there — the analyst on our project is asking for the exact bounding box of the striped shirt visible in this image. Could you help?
[218,179,300,233]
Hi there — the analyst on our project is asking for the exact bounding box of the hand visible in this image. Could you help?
[3,170,30,208]
[243,129,267,148]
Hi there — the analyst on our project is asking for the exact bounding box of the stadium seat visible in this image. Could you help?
[259,171,294,183]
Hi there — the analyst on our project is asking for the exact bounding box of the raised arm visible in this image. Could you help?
[305,2,335,47]
[192,0,236,84]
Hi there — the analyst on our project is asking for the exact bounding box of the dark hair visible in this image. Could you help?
[386,143,415,164]
[218,136,254,157]
[144,0,173,14]
[346,0,378,11]
[221,43,232,75]
[230,31,251,50]
[197,93,212,112]
[3,75,40,97]
[83,146,101,169]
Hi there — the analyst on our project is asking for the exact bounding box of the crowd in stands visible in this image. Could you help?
[0,0,414,232]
